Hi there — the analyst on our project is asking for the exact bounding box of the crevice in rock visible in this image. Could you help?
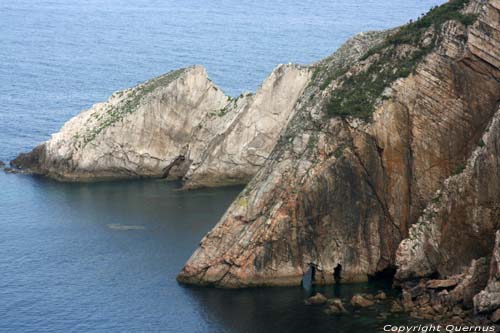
[161,155,186,178]
[334,263,342,283]
[368,265,397,283]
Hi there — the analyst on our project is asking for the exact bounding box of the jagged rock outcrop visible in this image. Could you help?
[396,106,500,281]
[474,231,500,314]
[390,1,500,321]
[183,64,310,188]
[11,66,227,180]
[393,103,500,321]
[178,0,500,288]
[11,64,310,186]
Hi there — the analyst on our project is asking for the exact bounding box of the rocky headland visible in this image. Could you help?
[10,0,500,324]
[11,64,309,187]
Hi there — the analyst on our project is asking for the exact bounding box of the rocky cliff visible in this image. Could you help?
[11,64,309,186]
[10,0,500,321]
[178,0,500,294]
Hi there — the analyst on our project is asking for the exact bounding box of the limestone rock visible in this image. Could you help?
[396,103,500,284]
[12,66,227,181]
[177,29,394,287]
[396,257,494,322]
[183,64,310,188]
[395,0,500,282]
[449,258,489,308]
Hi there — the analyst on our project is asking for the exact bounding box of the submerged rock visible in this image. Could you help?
[304,292,327,305]
[350,294,375,308]
[325,298,348,314]
[107,224,146,231]
[390,301,404,313]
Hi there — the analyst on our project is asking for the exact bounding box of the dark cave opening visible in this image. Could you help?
[368,265,397,282]
[334,264,342,283]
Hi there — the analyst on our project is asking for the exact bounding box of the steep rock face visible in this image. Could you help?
[11,65,310,185]
[474,231,500,313]
[178,0,500,288]
[11,66,227,180]
[183,64,310,188]
[177,30,398,287]
[395,107,500,281]
[394,106,500,321]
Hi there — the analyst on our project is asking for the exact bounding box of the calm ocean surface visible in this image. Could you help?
[1,1,442,332]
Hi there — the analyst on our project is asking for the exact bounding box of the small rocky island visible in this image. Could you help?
[10,0,500,325]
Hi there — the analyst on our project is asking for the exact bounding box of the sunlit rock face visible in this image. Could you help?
[178,0,500,288]
[11,64,310,185]
[11,66,227,181]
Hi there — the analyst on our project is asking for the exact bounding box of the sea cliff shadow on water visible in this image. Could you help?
[181,280,424,333]
[2,171,426,332]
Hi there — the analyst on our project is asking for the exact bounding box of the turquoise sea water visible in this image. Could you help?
[1,1,443,332]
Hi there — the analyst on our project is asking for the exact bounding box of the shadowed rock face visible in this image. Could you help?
[396,105,500,281]
[178,0,500,288]
[474,231,500,314]
[11,64,310,186]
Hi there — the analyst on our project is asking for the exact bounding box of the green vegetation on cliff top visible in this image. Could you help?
[80,68,186,145]
[325,0,477,120]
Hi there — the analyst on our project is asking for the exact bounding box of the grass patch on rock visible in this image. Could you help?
[81,68,186,145]
[325,0,477,120]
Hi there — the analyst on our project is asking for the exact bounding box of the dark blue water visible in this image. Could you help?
[0,1,443,332]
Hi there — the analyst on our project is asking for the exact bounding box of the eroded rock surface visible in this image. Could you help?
[183,64,310,188]
[396,105,500,281]
[474,231,500,314]
[178,0,500,288]
[11,64,310,186]
[393,2,500,320]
